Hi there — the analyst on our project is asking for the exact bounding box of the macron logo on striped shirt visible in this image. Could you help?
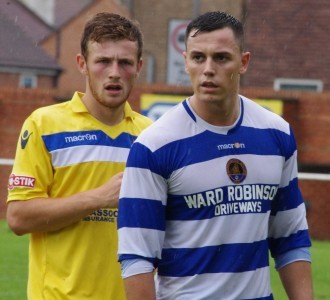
[217,142,245,150]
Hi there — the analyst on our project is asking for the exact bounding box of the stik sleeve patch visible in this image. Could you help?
[8,174,36,190]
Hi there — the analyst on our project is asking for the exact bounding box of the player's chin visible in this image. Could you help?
[107,97,127,109]
[199,92,220,102]
[98,94,124,108]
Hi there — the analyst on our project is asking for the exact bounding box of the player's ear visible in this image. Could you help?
[136,58,143,77]
[76,53,87,75]
[239,51,250,75]
[183,51,189,74]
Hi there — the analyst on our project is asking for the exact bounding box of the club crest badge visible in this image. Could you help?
[226,158,247,184]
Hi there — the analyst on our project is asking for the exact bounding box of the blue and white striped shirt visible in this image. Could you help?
[118,96,311,300]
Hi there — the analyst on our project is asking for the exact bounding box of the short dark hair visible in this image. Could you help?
[80,12,143,60]
[185,11,244,51]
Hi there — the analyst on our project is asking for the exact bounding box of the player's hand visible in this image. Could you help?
[95,172,124,208]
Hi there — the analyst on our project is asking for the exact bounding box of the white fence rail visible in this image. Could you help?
[1,158,329,180]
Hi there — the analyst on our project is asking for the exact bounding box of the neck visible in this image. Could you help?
[82,95,125,126]
[189,95,240,126]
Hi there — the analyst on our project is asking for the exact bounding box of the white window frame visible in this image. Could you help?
[19,73,37,88]
[274,78,323,92]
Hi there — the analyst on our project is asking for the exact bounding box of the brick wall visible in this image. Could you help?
[1,86,329,240]
[0,73,19,87]
[300,180,330,240]
[0,88,56,220]
[243,0,330,91]
[0,73,57,90]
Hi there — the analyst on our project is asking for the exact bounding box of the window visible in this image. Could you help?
[19,74,37,88]
[274,78,323,92]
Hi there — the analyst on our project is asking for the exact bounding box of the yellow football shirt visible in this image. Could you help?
[7,92,152,299]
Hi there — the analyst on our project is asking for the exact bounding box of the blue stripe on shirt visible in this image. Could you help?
[157,240,269,276]
[43,130,136,151]
[269,229,311,258]
[271,178,303,214]
[118,197,166,230]
[128,127,292,177]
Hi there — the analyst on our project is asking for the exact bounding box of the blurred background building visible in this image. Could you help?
[2,0,330,94]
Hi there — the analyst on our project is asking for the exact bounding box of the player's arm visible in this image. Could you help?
[6,172,123,235]
[124,272,156,300]
[278,260,313,300]
[270,128,313,299]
